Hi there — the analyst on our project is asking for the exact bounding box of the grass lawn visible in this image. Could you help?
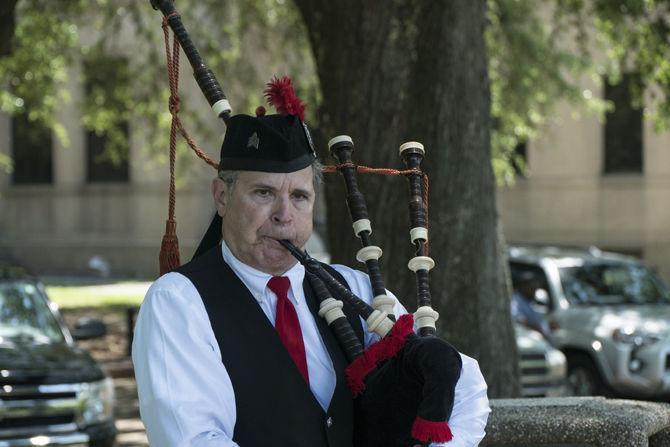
[45,281,151,309]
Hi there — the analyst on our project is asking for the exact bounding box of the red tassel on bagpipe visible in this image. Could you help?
[159,219,181,275]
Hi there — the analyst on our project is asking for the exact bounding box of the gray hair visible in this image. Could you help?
[218,158,323,191]
[217,170,239,188]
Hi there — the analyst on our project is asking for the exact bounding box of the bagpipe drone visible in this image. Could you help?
[151,1,462,445]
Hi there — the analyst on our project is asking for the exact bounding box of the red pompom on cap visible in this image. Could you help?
[264,76,306,121]
[255,106,266,117]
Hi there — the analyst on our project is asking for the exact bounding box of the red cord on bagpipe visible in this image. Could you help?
[322,162,431,256]
[158,13,220,275]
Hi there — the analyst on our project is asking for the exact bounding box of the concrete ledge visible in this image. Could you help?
[482,397,670,447]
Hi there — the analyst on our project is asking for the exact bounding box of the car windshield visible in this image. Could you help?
[559,262,670,305]
[0,281,65,344]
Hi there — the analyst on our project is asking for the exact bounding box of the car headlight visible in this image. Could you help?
[79,377,115,425]
[546,349,567,378]
[612,328,662,347]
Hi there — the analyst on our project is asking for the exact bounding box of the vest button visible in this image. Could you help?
[326,416,333,428]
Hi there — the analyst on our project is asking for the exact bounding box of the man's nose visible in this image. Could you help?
[272,196,292,224]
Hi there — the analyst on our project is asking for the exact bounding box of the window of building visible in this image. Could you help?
[11,110,53,185]
[84,56,130,183]
[86,124,130,183]
[603,74,643,174]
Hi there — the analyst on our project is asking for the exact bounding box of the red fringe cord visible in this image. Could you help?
[411,416,453,443]
[345,313,415,397]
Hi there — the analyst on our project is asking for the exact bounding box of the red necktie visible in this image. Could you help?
[267,276,310,385]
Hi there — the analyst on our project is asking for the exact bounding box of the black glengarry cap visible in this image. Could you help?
[218,76,315,174]
[194,76,316,260]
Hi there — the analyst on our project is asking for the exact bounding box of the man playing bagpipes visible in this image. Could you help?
[133,2,490,445]
[132,76,490,446]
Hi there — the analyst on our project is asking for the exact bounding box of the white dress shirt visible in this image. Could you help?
[132,243,490,446]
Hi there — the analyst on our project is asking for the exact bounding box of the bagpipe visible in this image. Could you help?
[151,1,462,445]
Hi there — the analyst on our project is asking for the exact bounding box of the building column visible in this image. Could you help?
[644,118,670,282]
[51,62,86,239]
[53,62,86,188]
[0,113,10,189]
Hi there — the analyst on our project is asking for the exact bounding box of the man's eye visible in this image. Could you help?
[292,193,309,201]
[255,189,272,197]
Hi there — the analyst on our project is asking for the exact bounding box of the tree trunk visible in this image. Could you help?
[295,0,519,397]
[0,0,18,58]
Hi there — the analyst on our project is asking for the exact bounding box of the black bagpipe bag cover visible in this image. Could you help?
[347,316,463,446]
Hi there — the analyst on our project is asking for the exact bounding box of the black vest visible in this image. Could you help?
[177,246,364,447]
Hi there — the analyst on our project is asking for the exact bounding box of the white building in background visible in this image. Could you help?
[0,55,221,278]
[0,7,322,279]
[498,75,670,282]
[0,59,325,278]
[2,31,669,280]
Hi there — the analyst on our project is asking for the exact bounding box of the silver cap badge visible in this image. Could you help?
[247,132,260,150]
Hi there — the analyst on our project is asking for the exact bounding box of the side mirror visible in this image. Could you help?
[72,318,107,340]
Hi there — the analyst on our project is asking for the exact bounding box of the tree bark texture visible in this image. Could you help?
[295,0,519,397]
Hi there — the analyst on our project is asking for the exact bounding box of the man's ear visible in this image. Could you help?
[211,178,229,217]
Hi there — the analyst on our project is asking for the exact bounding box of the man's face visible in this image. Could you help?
[212,166,315,276]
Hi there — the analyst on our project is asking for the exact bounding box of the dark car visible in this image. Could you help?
[0,263,116,446]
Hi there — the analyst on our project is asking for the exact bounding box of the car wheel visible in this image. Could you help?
[567,354,607,396]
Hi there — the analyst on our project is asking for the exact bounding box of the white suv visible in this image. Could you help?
[509,244,670,398]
